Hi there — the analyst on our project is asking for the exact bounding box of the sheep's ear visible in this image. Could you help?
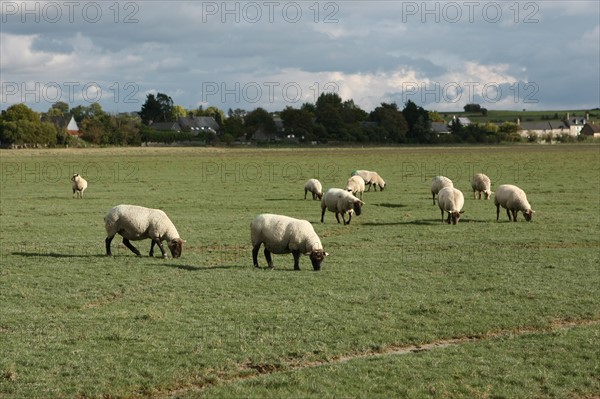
[325,252,329,257]
[531,210,536,213]
[460,210,465,214]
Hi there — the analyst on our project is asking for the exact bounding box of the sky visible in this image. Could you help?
[1,1,599,115]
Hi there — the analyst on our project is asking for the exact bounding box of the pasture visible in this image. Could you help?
[0,144,598,398]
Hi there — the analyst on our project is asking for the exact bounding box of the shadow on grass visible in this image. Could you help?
[364,218,491,226]
[373,202,407,208]
[159,263,240,271]
[362,219,439,226]
[264,198,306,201]
[12,252,106,258]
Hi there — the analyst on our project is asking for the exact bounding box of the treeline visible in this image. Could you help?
[0,93,548,147]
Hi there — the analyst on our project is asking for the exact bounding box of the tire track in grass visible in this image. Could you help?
[150,317,600,399]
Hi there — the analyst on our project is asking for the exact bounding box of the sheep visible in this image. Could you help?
[437,187,465,225]
[71,173,87,199]
[345,175,365,199]
[304,178,323,200]
[494,184,534,222]
[251,213,328,271]
[431,175,453,205]
[471,173,492,200]
[104,204,185,258]
[370,173,386,191]
[352,170,386,191]
[320,188,364,225]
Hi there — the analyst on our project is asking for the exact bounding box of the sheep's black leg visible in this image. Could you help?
[252,244,260,268]
[441,209,445,223]
[321,207,326,223]
[512,210,518,222]
[292,250,301,270]
[149,240,156,257]
[345,212,352,225]
[151,238,167,258]
[105,236,114,256]
[432,194,436,205]
[304,189,308,200]
[264,249,274,268]
[122,238,141,256]
[496,204,500,221]
[506,208,512,221]
[335,212,341,224]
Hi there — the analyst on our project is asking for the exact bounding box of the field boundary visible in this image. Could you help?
[151,317,600,398]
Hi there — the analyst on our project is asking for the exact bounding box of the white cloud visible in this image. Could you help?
[1,1,598,113]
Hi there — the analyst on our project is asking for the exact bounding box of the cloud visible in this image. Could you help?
[1,1,598,113]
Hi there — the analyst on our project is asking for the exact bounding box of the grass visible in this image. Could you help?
[0,144,599,398]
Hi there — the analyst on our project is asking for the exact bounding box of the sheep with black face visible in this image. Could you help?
[320,188,364,225]
[251,214,328,271]
[104,204,185,258]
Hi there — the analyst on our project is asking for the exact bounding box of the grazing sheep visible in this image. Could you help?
[71,173,87,199]
[494,184,534,222]
[104,204,185,258]
[345,175,365,199]
[352,170,386,191]
[471,173,492,200]
[369,172,386,191]
[251,213,328,271]
[437,187,465,224]
[320,188,364,225]
[431,176,453,205]
[304,178,323,200]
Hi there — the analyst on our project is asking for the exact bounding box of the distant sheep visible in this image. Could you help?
[104,204,185,258]
[345,175,365,199]
[352,170,386,191]
[437,187,465,224]
[494,184,534,222]
[431,176,453,205]
[71,173,87,199]
[304,178,323,200]
[471,173,492,200]
[321,188,364,225]
[251,213,328,271]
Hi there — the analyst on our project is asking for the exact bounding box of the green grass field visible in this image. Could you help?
[1,145,599,398]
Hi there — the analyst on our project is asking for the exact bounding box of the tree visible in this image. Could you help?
[449,117,464,135]
[402,100,431,142]
[464,103,482,112]
[315,93,345,140]
[47,101,69,116]
[369,102,409,142]
[140,93,174,125]
[0,104,58,146]
[280,106,315,141]
[341,99,368,124]
[2,103,39,122]
[244,107,276,139]
[223,114,245,139]
[172,105,187,120]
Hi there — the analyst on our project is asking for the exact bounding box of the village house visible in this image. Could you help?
[580,122,600,138]
[516,118,570,138]
[42,114,80,137]
[149,116,220,136]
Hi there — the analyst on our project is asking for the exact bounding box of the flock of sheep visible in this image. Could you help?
[257,170,533,271]
[70,166,534,271]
